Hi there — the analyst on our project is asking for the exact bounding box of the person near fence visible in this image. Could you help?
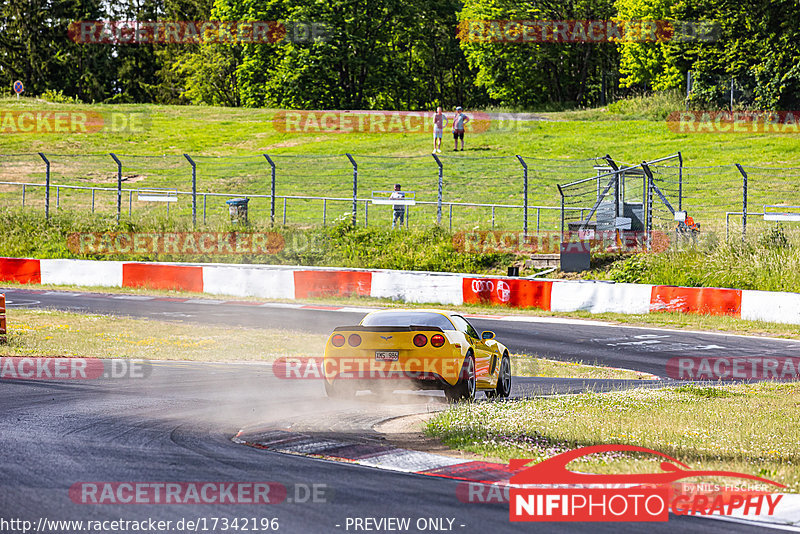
[432,107,446,154]
[452,107,469,151]
[390,183,405,229]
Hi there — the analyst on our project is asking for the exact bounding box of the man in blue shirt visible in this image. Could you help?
[452,106,469,151]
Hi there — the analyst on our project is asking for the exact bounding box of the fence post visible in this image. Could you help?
[184,154,197,228]
[263,154,276,225]
[345,154,357,226]
[556,184,565,241]
[432,154,443,224]
[110,153,122,223]
[516,155,528,234]
[364,200,369,228]
[686,71,692,110]
[38,153,50,220]
[677,151,683,212]
[449,204,453,231]
[642,161,654,251]
[735,163,748,242]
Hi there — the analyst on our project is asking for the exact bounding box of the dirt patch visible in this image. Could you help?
[259,136,327,151]
[0,159,44,185]
[78,172,146,184]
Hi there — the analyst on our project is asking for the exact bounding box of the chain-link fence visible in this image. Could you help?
[558,153,800,244]
[2,152,799,240]
[0,152,605,231]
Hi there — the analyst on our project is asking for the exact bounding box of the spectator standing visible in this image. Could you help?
[390,183,405,229]
[452,106,469,151]
[432,106,446,153]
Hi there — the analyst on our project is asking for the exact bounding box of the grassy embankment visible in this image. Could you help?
[2,93,800,231]
[426,382,800,491]
[2,93,800,298]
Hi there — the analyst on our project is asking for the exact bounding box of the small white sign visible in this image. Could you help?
[764,213,800,222]
[674,211,687,222]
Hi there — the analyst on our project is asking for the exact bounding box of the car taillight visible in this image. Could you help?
[348,334,362,347]
[413,334,428,347]
[431,334,445,347]
[331,334,346,347]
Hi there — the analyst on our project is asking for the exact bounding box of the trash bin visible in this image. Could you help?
[226,198,249,225]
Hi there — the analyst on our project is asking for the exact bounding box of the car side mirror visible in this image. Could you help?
[481,331,495,340]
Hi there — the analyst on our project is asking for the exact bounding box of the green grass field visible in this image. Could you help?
[427,382,800,491]
[3,96,800,233]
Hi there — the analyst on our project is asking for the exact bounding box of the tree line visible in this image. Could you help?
[0,0,797,110]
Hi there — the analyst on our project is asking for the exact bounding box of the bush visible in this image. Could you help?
[0,210,513,274]
[607,90,685,120]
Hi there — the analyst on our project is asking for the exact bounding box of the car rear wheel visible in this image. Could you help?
[486,354,511,399]
[324,379,354,399]
[445,352,476,402]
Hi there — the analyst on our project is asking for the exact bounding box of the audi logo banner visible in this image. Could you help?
[463,278,553,309]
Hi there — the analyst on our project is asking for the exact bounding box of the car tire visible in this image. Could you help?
[324,379,354,399]
[486,354,511,399]
[445,352,476,403]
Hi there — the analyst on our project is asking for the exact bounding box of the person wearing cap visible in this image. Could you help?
[452,106,469,151]
[390,183,406,229]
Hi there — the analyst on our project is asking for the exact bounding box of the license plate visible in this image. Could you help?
[375,351,399,361]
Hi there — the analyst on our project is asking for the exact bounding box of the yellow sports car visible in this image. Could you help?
[323,309,511,401]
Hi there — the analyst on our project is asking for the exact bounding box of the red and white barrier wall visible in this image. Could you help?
[2,257,800,326]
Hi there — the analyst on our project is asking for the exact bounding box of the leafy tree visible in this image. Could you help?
[458,0,618,107]
[0,0,114,101]
[616,0,800,110]
[614,0,681,90]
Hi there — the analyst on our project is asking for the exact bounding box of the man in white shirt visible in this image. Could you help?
[390,183,405,229]
[452,106,469,151]
[432,106,446,153]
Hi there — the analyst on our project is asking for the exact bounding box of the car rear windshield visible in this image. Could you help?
[361,312,456,330]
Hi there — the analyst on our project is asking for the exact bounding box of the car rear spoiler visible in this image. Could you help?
[332,325,445,333]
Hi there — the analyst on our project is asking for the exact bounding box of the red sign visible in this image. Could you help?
[463,278,552,309]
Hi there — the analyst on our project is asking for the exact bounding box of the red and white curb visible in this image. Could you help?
[232,428,517,484]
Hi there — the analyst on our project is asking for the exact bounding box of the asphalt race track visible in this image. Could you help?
[5,287,800,378]
[2,287,798,533]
